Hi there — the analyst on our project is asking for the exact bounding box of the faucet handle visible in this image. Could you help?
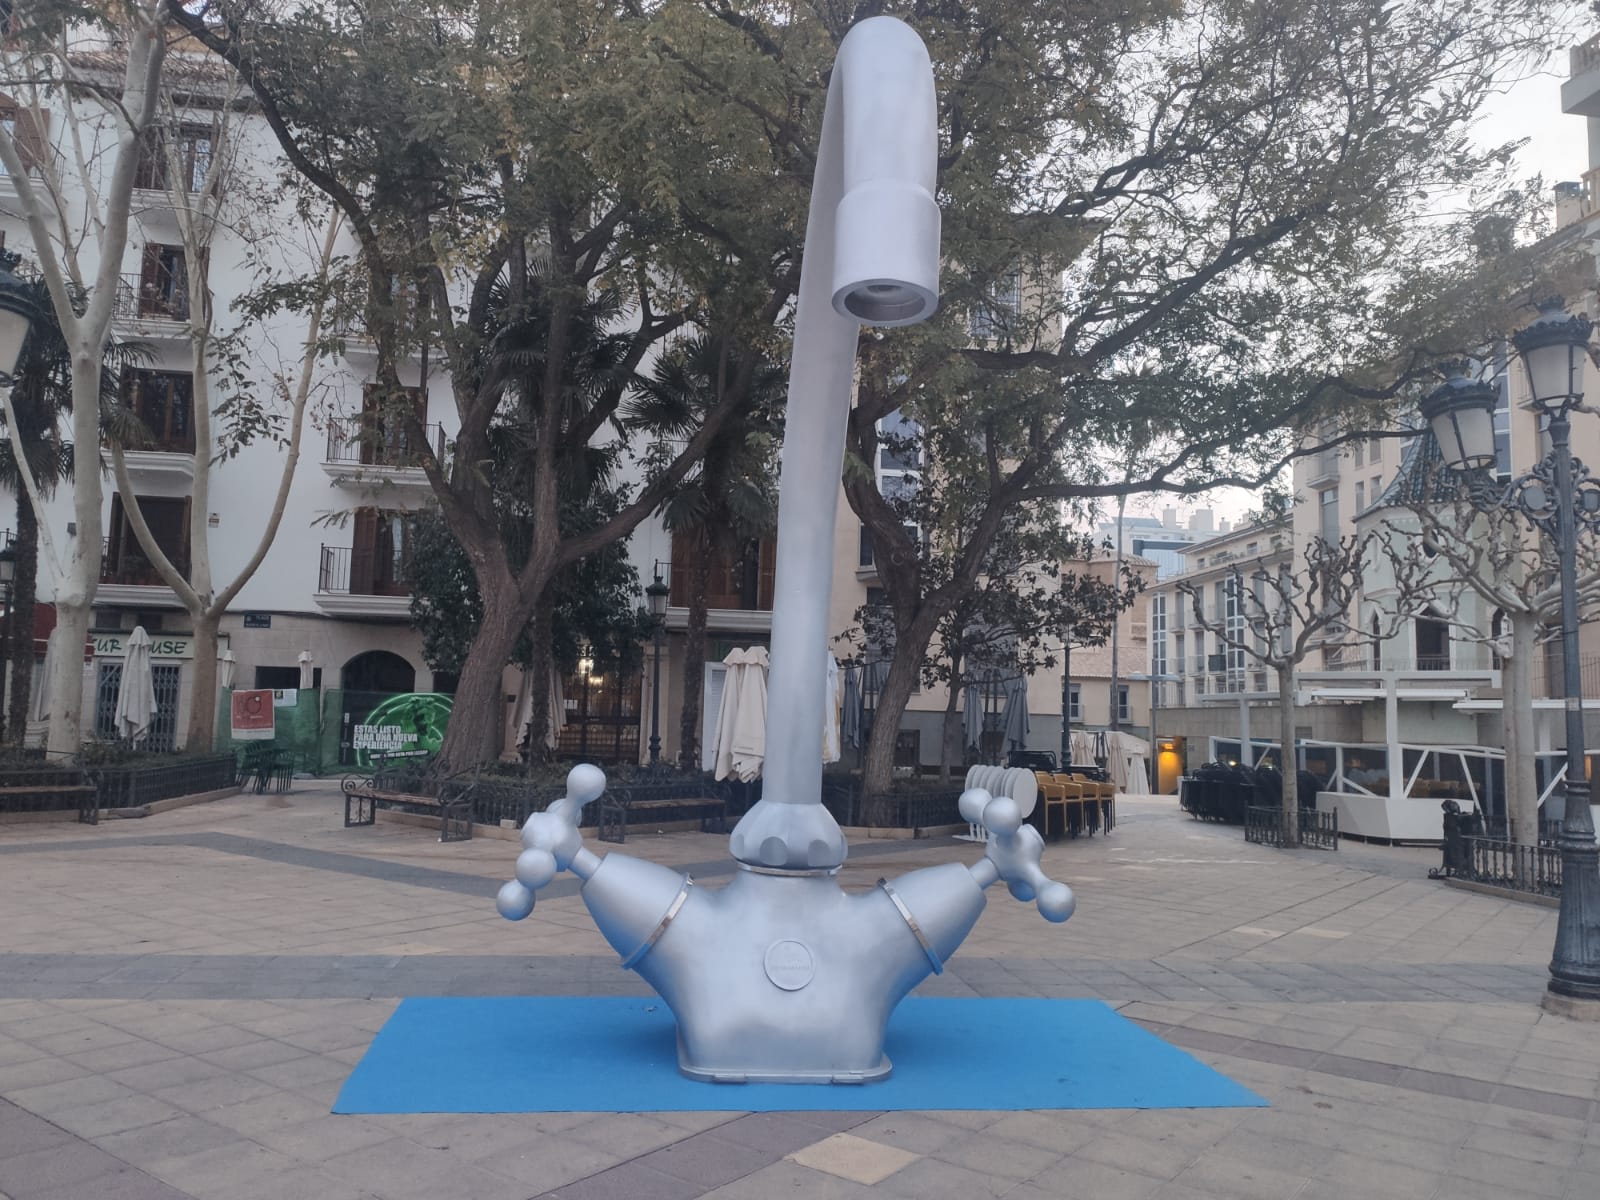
[496,764,606,921]
[960,787,1075,924]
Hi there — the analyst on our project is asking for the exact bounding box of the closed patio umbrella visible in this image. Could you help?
[999,674,1029,752]
[31,631,56,723]
[297,650,315,690]
[963,681,982,754]
[114,626,157,745]
[823,653,842,764]
[711,647,769,782]
[546,669,566,750]
[218,649,237,691]
[841,665,862,750]
[729,646,769,782]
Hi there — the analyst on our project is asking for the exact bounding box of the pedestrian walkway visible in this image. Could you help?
[1,786,1594,1199]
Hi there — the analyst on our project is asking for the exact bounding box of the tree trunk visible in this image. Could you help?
[938,653,964,783]
[439,589,527,767]
[1277,662,1298,841]
[860,610,940,802]
[1504,611,1539,845]
[48,356,108,756]
[678,546,712,770]
[184,611,221,750]
[6,502,38,746]
[525,601,553,771]
[46,601,90,756]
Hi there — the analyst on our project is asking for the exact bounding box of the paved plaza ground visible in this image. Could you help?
[1,784,1596,1199]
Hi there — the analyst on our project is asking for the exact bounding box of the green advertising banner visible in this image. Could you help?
[351,693,454,767]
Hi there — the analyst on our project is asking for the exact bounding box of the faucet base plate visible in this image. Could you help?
[677,1036,892,1085]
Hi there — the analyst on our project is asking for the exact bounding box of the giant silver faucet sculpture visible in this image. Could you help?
[497,16,1074,1083]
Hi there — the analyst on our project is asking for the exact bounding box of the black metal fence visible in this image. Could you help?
[819,778,965,829]
[0,753,237,824]
[1244,805,1340,851]
[1454,835,1563,897]
[88,754,237,811]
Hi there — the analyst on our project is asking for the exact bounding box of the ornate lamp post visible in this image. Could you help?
[0,252,39,749]
[0,250,40,384]
[0,544,14,744]
[645,570,670,769]
[1421,300,1600,1011]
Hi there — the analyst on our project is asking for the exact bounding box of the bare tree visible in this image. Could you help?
[0,4,168,753]
[103,61,340,748]
[1376,466,1600,844]
[1179,535,1420,827]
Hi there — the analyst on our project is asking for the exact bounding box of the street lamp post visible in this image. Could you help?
[0,252,40,751]
[645,570,670,769]
[0,545,14,745]
[1422,300,1600,1009]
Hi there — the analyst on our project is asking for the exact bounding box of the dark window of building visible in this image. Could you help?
[103,495,189,585]
[1416,611,1451,670]
[136,243,189,320]
[124,369,195,452]
[134,123,216,192]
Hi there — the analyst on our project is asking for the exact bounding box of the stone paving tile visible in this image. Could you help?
[5,792,1600,1200]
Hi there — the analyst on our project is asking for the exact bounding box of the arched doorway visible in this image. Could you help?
[342,650,415,693]
[1415,610,1451,671]
[339,651,423,766]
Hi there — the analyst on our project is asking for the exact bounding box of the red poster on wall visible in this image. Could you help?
[231,690,276,740]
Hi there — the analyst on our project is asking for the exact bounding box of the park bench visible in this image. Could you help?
[342,754,477,842]
[597,780,729,844]
[0,765,99,822]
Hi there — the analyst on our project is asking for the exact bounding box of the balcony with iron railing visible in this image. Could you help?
[320,417,443,493]
[98,538,188,587]
[317,545,409,597]
[112,270,189,329]
[314,544,413,619]
[324,417,444,470]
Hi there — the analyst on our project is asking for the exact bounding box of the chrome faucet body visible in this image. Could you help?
[494,17,1075,1084]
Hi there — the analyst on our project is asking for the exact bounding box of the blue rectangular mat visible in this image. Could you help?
[334,997,1265,1113]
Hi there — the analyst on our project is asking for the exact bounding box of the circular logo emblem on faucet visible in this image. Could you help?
[763,939,815,991]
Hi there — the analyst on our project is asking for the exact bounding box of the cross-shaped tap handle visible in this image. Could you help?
[495,764,607,920]
[959,788,1075,923]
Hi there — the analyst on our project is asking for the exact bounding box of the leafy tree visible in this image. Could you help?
[627,335,783,767]
[404,265,655,759]
[175,0,1582,777]
[407,504,652,753]
[172,0,795,763]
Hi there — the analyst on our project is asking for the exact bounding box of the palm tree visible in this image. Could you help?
[628,335,784,768]
[0,252,144,745]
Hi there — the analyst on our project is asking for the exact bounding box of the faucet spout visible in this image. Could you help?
[730,15,941,871]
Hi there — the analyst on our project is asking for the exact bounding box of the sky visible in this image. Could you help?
[1123,44,1593,531]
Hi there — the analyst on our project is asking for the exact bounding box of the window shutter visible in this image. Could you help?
[350,508,378,594]
[700,662,728,771]
[14,105,46,173]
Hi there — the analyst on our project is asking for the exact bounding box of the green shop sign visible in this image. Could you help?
[351,693,454,767]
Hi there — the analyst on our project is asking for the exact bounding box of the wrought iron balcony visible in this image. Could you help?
[317,545,410,597]
[324,416,443,471]
[98,539,188,587]
[113,271,189,323]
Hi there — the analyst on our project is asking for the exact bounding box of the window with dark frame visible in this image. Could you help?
[134,123,217,192]
[104,495,190,585]
[123,369,195,452]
